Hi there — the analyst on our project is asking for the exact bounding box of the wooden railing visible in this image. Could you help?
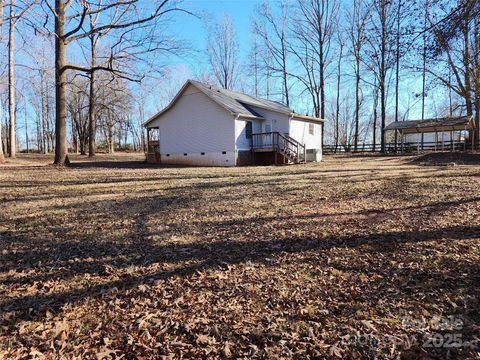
[252,132,306,164]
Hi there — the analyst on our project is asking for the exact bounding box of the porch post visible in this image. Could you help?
[442,127,445,151]
[395,130,398,153]
[472,128,475,151]
[401,130,404,154]
[464,125,467,151]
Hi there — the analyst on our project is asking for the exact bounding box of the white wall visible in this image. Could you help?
[405,132,459,144]
[235,119,251,150]
[148,84,235,166]
[289,119,322,162]
[248,106,290,134]
[161,151,235,166]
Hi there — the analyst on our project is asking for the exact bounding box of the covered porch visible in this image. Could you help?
[146,127,160,163]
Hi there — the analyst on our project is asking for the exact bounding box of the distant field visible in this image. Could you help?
[1,153,479,358]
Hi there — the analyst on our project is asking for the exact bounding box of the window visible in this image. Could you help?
[245,121,253,139]
[265,123,272,132]
[308,123,315,135]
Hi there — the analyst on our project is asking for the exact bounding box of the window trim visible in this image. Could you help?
[245,121,253,139]
[308,123,315,135]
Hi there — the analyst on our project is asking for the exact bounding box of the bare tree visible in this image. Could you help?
[290,0,338,118]
[248,31,261,97]
[372,77,379,150]
[393,0,402,151]
[426,0,480,146]
[0,0,4,162]
[334,33,344,152]
[67,75,89,155]
[95,75,132,153]
[5,0,35,158]
[38,0,188,166]
[347,0,369,151]
[253,1,290,105]
[207,14,239,90]
[364,0,397,152]
[8,0,15,158]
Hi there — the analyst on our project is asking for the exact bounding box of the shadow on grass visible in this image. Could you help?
[1,173,479,358]
[410,152,480,166]
[1,218,479,327]
[69,160,191,169]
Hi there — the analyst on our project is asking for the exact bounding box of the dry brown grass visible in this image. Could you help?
[1,153,479,359]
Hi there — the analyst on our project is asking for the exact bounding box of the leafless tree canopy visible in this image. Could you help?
[207,14,239,90]
[0,0,479,162]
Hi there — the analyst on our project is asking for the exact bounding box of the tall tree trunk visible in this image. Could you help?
[24,98,28,153]
[394,0,401,152]
[380,1,387,153]
[335,42,343,152]
[462,19,474,147]
[421,0,427,121]
[281,36,289,106]
[71,114,78,154]
[253,41,259,97]
[319,42,325,120]
[88,36,97,157]
[354,57,360,151]
[0,106,4,162]
[373,78,378,151]
[421,0,428,150]
[54,0,69,165]
[0,0,4,162]
[35,107,41,152]
[8,0,16,158]
[41,73,48,154]
[474,14,480,148]
[463,20,473,118]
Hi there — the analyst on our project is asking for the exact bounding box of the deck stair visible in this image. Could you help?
[252,132,306,164]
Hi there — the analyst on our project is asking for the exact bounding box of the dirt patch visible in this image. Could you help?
[411,152,480,166]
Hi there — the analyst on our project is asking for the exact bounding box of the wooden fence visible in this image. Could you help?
[323,141,471,154]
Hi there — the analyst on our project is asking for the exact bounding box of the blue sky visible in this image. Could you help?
[182,0,258,53]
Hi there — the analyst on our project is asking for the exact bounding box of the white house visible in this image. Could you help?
[144,80,324,166]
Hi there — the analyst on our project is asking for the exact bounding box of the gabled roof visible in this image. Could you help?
[190,80,291,115]
[384,116,475,134]
[144,80,323,127]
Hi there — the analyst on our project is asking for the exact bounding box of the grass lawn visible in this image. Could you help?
[1,153,479,359]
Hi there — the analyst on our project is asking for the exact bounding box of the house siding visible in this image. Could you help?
[247,106,290,134]
[148,84,235,166]
[289,119,323,162]
[234,119,251,150]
